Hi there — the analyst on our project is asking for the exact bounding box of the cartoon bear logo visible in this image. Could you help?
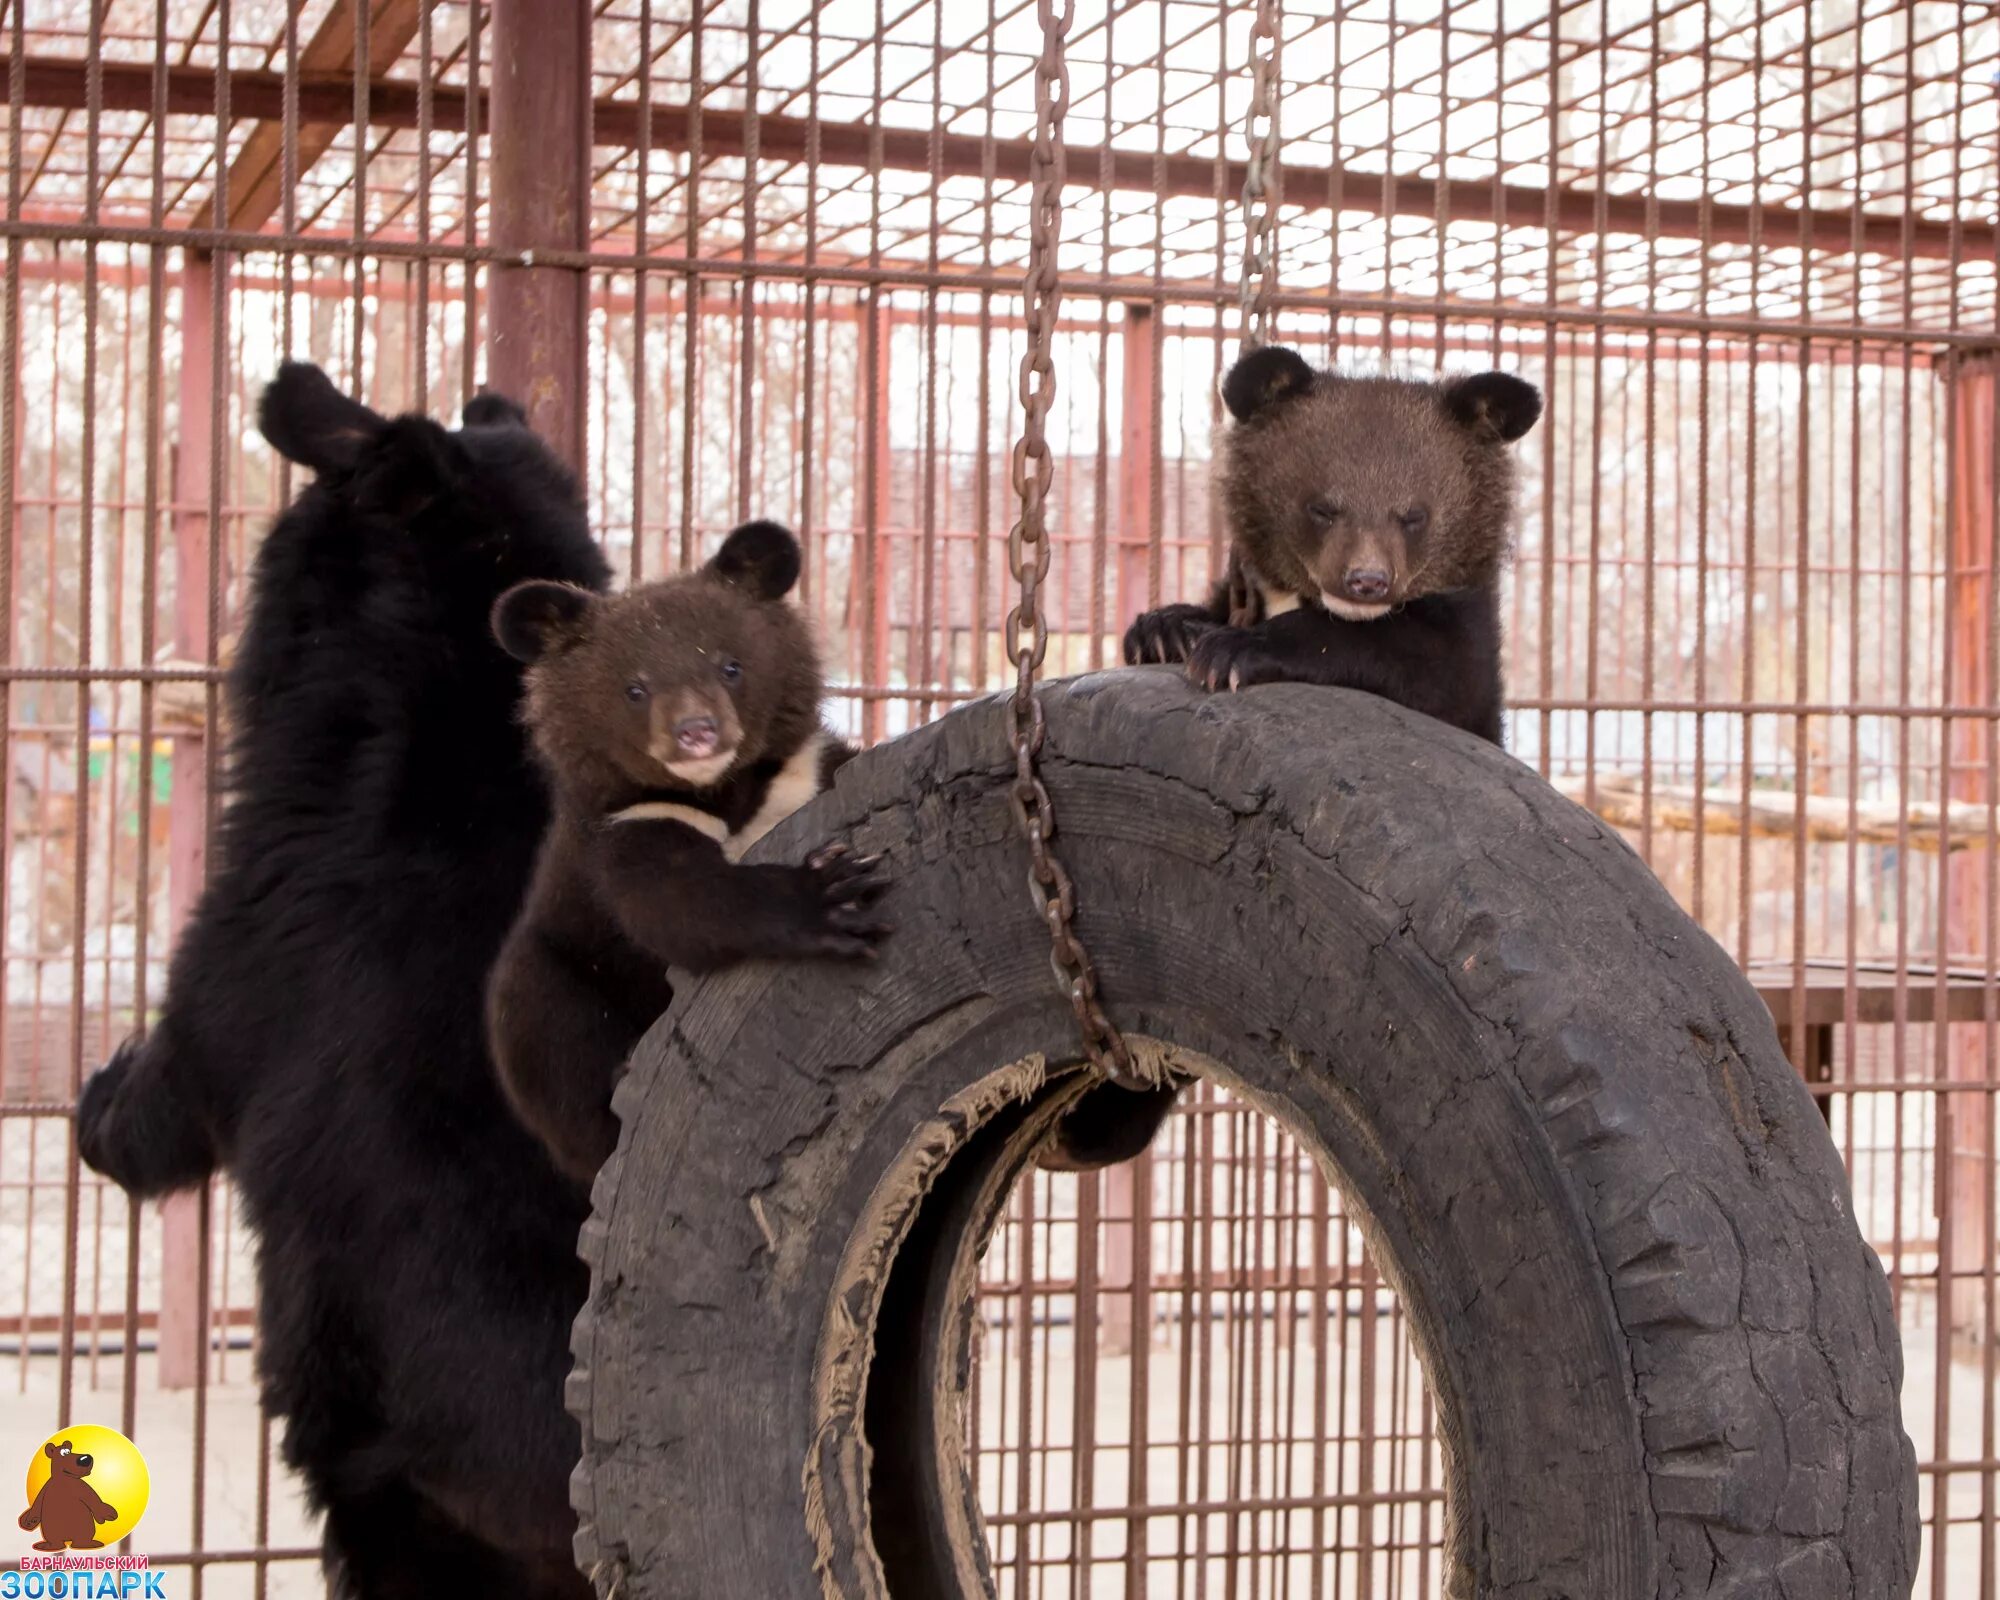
[18,1439,118,1551]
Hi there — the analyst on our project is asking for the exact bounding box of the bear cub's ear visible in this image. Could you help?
[709,519,802,601]
[462,390,529,431]
[493,581,598,664]
[258,363,387,476]
[1221,345,1316,423]
[1443,372,1542,443]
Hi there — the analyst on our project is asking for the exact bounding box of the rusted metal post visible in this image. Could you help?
[863,297,893,743]
[1100,1163,1135,1357]
[157,251,219,1391]
[486,0,590,474]
[1947,352,1996,1338]
[1117,303,1157,636]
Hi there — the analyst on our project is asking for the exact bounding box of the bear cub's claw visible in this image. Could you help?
[1122,603,1220,668]
[1185,626,1287,693]
[803,843,894,958]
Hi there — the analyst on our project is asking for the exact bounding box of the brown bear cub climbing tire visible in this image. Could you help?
[569,670,1917,1600]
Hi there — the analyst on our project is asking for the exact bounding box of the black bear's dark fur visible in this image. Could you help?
[75,364,610,1599]
[1123,345,1541,746]
[486,520,889,1186]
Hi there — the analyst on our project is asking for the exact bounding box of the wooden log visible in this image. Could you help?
[1551,770,1995,852]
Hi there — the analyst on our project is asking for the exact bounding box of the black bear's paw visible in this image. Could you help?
[76,1034,216,1198]
[1038,1078,1185,1172]
[1185,626,1292,693]
[1123,603,1220,667]
[801,844,894,960]
[75,1035,144,1177]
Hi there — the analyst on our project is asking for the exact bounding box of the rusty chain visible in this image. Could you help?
[1238,0,1283,352]
[1223,0,1283,624]
[1004,0,1146,1092]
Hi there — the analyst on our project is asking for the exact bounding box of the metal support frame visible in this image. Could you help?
[486,0,592,473]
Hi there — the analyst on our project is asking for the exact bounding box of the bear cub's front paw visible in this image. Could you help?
[1123,604,1221,667]
[1185,626,1292,692]
[799,844,894,959]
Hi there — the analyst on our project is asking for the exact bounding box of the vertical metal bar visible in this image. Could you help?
[1015,1174,1037,1595]
[120,0,170,1459]
[414,0,433,406]
[736,0,761,526]
[1535,1,1559,780]
[1581,0,1608,814]
[918,0,944,717]
[630,0,652,582]
[1735,0,1765,972]
[797,1,820,607]
[0,0,21,1414]
[462,0,484,406]
[1119,304,1157,643]
[350,0,369,391]
[1127,1145,1155,1598]
[1937,9,1977,1580]
[54,0,105,1438]
[488,0,591,473]
[1639,0,1660,860]
[158,250,214,1397]
[861,0,887,743]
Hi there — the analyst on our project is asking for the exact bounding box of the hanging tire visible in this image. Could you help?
[568,669,1917,1600]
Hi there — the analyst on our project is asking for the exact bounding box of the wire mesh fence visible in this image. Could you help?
[1,0,1997,1593]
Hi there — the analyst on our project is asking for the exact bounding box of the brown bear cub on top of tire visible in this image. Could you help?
[1123,345,1540,746]
[1086,348,1542,1174]
[488,520,891,1186]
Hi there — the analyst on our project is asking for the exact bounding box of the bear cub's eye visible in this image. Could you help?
[719,659,743,684]
[1399,507,1431,534]
[624,681,648,704]
[1307,498,1342,525]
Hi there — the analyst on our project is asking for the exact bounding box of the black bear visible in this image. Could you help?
[486,520,889,1186]
[18,1442,117,1552]
[76,365,609,1598]
[1123,345,1541,746]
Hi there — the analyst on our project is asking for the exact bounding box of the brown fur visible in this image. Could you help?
[487,521,888,1184]
[1123,348,1540,746]
[1221,365,1529,610]
[512,545,823,820]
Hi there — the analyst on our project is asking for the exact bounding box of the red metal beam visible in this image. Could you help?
[1,54,1985,262]
[1117,302,1158,626]
[158,251,221,1391]
[486,0,590,472]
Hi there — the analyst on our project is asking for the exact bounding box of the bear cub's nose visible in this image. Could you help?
[1340,567,1391,603]
[673,715,721,758]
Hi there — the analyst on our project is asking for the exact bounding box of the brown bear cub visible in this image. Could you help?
[1123,345,1541,746]
[488,519,889,1184]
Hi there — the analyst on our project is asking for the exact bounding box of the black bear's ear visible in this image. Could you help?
[462,390,529,430]
[492,581,597,664]
[257,363,385,475]
[1443,372,1542,443]
[348,417,466,522]
[709,519,801,601]
[1221,346,1316,422]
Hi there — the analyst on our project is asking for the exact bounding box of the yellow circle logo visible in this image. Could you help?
[19,1426,148,1550]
